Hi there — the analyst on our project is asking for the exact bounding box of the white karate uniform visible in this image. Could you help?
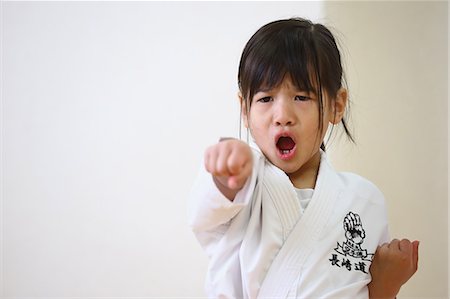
[188,148,389,299]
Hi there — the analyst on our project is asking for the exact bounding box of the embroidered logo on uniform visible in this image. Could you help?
[329,212,374,273]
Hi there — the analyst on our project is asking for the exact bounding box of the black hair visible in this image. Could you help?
[238,18,354,149]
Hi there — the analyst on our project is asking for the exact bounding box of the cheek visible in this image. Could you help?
[248,121,265,140]
[302,114,321,134]
[248,118,270,146]
[248,108,268,130]
[300,115,329,147]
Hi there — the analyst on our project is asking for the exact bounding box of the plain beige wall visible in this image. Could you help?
[323,2,448,298]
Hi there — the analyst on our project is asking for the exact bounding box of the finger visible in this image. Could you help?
[227,174,243,190]
[412,240,420,271]
[399,239,413,254]
[215,145,232,176]
[228,160,252,190]
[388,239,400,250]
[376,242,390,257]
[227,147,248,175]
[378,242,389,249]
[227,175,244,190]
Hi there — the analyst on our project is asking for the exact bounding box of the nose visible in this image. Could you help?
[273,100,295,127]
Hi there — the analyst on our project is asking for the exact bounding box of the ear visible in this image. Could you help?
[238,92,249,128]
[330,88,348,124]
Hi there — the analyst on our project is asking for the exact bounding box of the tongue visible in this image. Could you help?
[277,137,295,150]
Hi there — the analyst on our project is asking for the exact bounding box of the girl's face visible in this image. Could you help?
[242,75,347,187]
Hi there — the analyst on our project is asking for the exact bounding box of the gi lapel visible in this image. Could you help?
[257,152,343,298]
[263,160,302,241]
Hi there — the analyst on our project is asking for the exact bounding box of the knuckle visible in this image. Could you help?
[228,161,240,174]
[216,162,227,174]
[379,242,389,249]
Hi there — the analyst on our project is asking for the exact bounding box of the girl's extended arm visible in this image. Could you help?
[368,239,419,299]
[204,139,253,200]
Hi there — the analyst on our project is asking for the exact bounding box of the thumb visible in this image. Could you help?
[227,161,252,190]
[227,176,240,190]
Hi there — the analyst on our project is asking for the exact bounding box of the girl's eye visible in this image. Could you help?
[295,95,311,101]
[257,96,272,103]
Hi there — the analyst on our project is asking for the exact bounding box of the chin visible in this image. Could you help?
[273,160,302,175]
[264,151,302,173]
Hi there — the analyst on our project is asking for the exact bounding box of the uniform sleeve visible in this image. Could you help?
[187,149,260,250]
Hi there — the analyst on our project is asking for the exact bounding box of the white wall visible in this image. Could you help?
[323,2,448,298]
[1,2,325,297]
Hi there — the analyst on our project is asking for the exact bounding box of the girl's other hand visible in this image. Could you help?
[368,239,419,299]
[204,139,253,200]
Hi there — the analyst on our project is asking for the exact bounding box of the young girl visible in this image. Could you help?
[189,18,418,298]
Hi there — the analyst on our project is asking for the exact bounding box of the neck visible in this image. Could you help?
[288,151,321,189]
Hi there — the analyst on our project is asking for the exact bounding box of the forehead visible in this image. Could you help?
[256,75,299,92]
[254,71,318,95]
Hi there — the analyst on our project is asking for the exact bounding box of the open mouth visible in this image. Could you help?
[276,136,296,158]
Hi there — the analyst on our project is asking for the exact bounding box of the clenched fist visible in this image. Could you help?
[368,239,419,299]
[204,139,253,200]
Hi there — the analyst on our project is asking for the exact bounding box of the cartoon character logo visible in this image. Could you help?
[334,212,373,261]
